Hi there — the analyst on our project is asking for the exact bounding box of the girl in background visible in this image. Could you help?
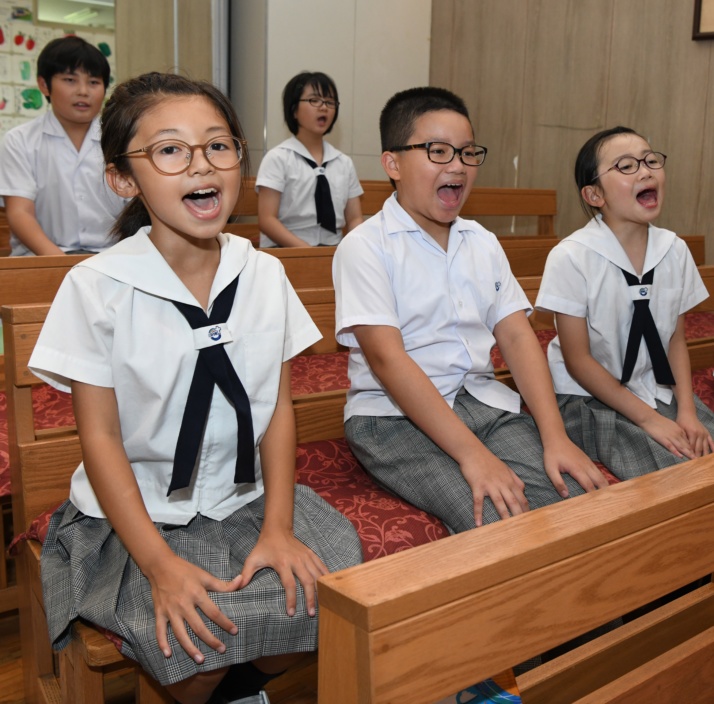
[256,71,363,247]
[536,126,714,479]
[31,72,361,704]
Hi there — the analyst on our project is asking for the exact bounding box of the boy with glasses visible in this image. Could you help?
[333,86,607,535]
[0,36,125,255]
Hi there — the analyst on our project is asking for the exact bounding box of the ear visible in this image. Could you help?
[581,184,603,208]
[381,151,401,183]
[106,164,140,199]
[37,76,50,99]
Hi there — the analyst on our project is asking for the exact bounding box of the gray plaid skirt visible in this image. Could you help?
[557,393,714,481]
[41,484,362,686]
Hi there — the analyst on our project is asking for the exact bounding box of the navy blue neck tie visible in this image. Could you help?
[168,276,255,495]
[301,156,337,234]
[620,267,675,386]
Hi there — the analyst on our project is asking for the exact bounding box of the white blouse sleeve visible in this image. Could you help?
[29,267,116,392]
[536,243,588,318]
[333,230,399,348]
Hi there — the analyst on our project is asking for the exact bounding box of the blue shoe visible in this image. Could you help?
[437,679,521,703]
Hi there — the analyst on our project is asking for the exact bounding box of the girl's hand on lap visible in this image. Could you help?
[147,554,240,663]
[460,455,529,527]
[639,414,695,460]
[676,413,714,457]
[543,440,609,494]
[236,531,328,618]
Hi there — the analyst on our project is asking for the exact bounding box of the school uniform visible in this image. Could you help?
[255,136,363,247]
[30,229,362,686]
[536,215,714,479]
[333,193,585,534]
[0,112,125,255]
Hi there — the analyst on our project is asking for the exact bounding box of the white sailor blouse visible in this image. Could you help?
[29,229,321,524]
[536,215,707,408]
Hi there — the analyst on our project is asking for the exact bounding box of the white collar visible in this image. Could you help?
[566,215,676,277]
[43,111,101,143]
[280,135,339,164]
[79,228,252,307]
[382,192,470,256]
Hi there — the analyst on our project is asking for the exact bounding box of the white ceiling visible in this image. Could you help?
[37,0,115,30]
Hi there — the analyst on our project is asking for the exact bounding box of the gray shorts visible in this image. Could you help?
[345,390,584,534]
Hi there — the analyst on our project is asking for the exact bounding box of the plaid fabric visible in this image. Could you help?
[40,484,362,686]
[557,392,714,481]
[345,391,585,534]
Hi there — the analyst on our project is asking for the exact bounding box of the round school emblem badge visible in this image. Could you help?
[639,287,648,297]
[209,325,222,341]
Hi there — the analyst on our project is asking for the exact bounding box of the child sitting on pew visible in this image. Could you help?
[536,126,714,478]
[29,72,361,704]
[333,86,607,537]
[0,36,125,255]
[256,71,363,247]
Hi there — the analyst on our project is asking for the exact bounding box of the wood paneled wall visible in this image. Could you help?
[431,0,714,259]
[115,0,212,83]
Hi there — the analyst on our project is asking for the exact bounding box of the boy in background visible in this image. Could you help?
[0,36,124,255]
[333,87,608,535]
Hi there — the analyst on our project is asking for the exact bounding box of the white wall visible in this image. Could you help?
[231,0,432,179]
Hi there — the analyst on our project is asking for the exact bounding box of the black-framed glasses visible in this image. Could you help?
[298,97,339,109]
[389,141,487,167]
[593,151,667,182]
[115,135,245,175]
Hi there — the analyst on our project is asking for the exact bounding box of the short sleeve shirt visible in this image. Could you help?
[0,112,126,255]
[536,215,707,407]
[255,136,363,247]
[29,229,321,524]
[333,193,531,419]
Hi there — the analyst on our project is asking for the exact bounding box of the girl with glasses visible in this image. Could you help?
[256,71,363,247]
[536,126,714,481]
[30,72,361,704]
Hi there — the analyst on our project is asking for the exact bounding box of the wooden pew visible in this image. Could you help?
[317,455,714,703]
[359,180,558,236]
[231,176,559,240]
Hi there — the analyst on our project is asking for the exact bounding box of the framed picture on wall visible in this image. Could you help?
[693,0,714,39]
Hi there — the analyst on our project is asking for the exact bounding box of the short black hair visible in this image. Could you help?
[37,36,110,99]
[380,86,472,153]
[574,126,641,219]
[282,71,339,135]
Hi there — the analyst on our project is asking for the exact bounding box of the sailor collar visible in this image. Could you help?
[566,215,676,278]
[77,227,252,307]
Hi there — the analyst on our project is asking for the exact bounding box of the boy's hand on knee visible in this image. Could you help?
[543,440,609,494]
[460,456,529,527]
[148,554,240,664]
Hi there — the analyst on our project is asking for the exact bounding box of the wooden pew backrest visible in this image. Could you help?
[234,177,558,239]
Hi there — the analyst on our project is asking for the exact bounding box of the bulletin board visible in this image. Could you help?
[0,1,115,140]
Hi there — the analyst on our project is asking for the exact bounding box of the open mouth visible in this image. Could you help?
[636,188,658,208]
[183,187,220,215]
[437,183,464,207]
